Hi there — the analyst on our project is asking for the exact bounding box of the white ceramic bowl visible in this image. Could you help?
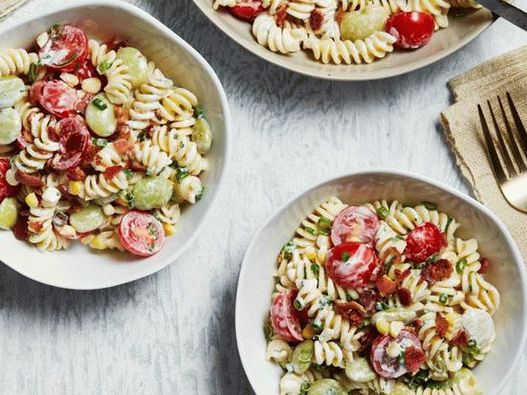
[236,170,527,394]
[193,0,494,81]
[0,0,230,289]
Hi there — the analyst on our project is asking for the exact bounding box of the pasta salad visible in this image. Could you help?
[266,198,499,394]
[213,0,481,65]
[0,24,212,256]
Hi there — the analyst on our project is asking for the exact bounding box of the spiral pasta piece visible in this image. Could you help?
[104,58,133,105]
[154,203,181,225]
[159,87,198,124]
[313,340,344,367]
[92,142,126,171]
[253,14,307,54]
[81,230,124,251]
[133,140,173,176]
[286,0,316,19]
[73,172,129,201]
[0,49,38,77]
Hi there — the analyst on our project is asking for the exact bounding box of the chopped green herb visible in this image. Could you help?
[311,321,324,332]
[180,141,185,149]
[294,299,303,311]
[426,254,438,264]
[375,300,390,311]
[123,191,134,208]
[317,217,332,235]
[305,227,315,235]
[341,252,351,262]
[384,257,394,274]
[456,258,467,274]
[196,186,204,201]
[193,105,205,119]
[439,293,448,305]
[263,320,274,342]
[398,350,406,365]
[153,211,161,222]
[407,369,430,389]
[299,382,310,395]
[318,296,332,308]
[446,217,453,230]
[97,59,113,74]
[28,63,38,83]
[92,97,108,110]
[282,240,295,260]
[421,201,438,211]
[92,138,108,147]
[50,23,62,39]
[376,206,390,220]
[310,263,320,276]
[123,169,133,178]
[176,168,190,183]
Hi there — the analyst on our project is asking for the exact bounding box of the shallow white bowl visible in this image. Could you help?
[193,0,494,81]
[0,0,230,289]
[236,170,527,394]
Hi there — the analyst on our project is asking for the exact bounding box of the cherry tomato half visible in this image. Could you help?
[326,242,378,288]
[228,0,265,22]
[331,206,380,247]
[118,211,166,257]
[270,289,303,342]
[385,11,435,50]
[370,329,424,379]
[404,222,443,263]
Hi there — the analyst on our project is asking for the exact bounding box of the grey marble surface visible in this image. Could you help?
[1,0,527,394]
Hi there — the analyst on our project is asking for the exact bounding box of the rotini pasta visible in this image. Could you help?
[0,24,212,256]
[266,198,498,394]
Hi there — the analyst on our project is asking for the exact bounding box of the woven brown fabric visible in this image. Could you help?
[441,46,527,261]
[0,0,26,18]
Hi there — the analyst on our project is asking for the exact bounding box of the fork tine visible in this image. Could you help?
[488,99,517,177]
[498,95,527,172]
[506,92,527,159]
[478,104,508,184]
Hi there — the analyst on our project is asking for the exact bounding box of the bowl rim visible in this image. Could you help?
[235,168,527,394]
[0,0,232,290]
[191,0,495,81]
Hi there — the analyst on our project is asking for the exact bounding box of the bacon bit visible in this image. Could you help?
[66,166,86,181]
[15,136,28,150]
[275,4,288,27]
[435,314,449,339]
[335,8,346,25]
[335,301,365,327]
[20,128,34,145]
[395,268,411,283]
[479,258,491,274]
[450,329,469,348]
[15,171,43,188]
[412,319,424,332]
[130,161,146,172]
[76,92,94,114]
[115,107,129,126]
[375,275,397,297]
[104,38,129,51]
[13,211,29,241]
[421,259,453,285]
[384,248,403,267]
[103,165,123,181]
[358,289,380,313]
[358,326,379,355]
[28,220,44,233]
[82,144,101,166]
[405,346,426,373]
[57,184,76,202]
[309,9,324,31]
[113,138,133,155]
[398,288,412,306]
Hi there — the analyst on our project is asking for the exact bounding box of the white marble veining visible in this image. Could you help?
[1,0,527,393]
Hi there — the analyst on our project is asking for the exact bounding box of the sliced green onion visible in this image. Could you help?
[196,186,204,201]
[376,206,390,220]
[176,168,190,183]
[92,138,108,147]
[455,258,467,274]
[341,252,351,262]
[310,263,320,276]
[92,97,108,110]
[193,105,205,119]
[28,63,38,83]
[439,293,448,305]
[294,299,303,311]
[97,59,113,74]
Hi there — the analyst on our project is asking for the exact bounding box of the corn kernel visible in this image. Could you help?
[390,321,404,338]
[68,181,82,196]
[376,318,390,335]
[305,246,316,261]
[163,223,175,236]
[446,313,457,326]
[302,325,315,339]
[90,236,106,250]
[25,193,39,208]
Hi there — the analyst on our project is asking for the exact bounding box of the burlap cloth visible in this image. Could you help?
[441,46,527,262]
[0,0,26,18]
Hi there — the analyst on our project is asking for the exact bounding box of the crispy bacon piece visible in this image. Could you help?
[13,210,29,241]
[66,166,86,181]
[397,288,412,306]
[275,4,288,27]
[450,330,469,348]
[335,8,346,25]
[76,92,94,114]
[113,138,133,155]
[435,313,449,339]
[479,258,491,274]
[375,275,397,297]
[114,106,129,127]
[15,171,43,188]
[412,319,424,332]
[359,289,380,313]
[335,301,366,327]
[405,346,426,373]
[309,9,324,31]
[395,268,411,283]
[421,259,453,285]
[103,165,123,181]
[28,220,44,233]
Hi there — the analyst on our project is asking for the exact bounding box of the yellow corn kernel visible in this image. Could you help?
[25,193,39,208]
[302,325,315,339]
[376,318,390,335]
[305,246,316,261]
[390,321,404,338]
[68,181,82,196]
[90,236,106,250]
[163,223,175,236]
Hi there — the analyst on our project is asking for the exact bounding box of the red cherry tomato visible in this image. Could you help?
[0,158,19,202]
[39,80,79,119]
[270,289,303,342]
[385,11,435,50]
[326,242,378,288]
[404,223,443,263]
[118,211,166,257]
[51,117,91,171]
[331,206,380,247]
[370,329,424,379]
[228,0,265,21]
[39,24,89,72]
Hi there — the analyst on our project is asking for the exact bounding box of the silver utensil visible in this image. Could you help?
[477,0,527,31]
[478,92,527,212]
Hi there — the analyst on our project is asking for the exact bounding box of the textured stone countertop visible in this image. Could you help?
[1,0,527,393]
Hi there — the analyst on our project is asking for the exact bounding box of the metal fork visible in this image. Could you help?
[478,92,527,213]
